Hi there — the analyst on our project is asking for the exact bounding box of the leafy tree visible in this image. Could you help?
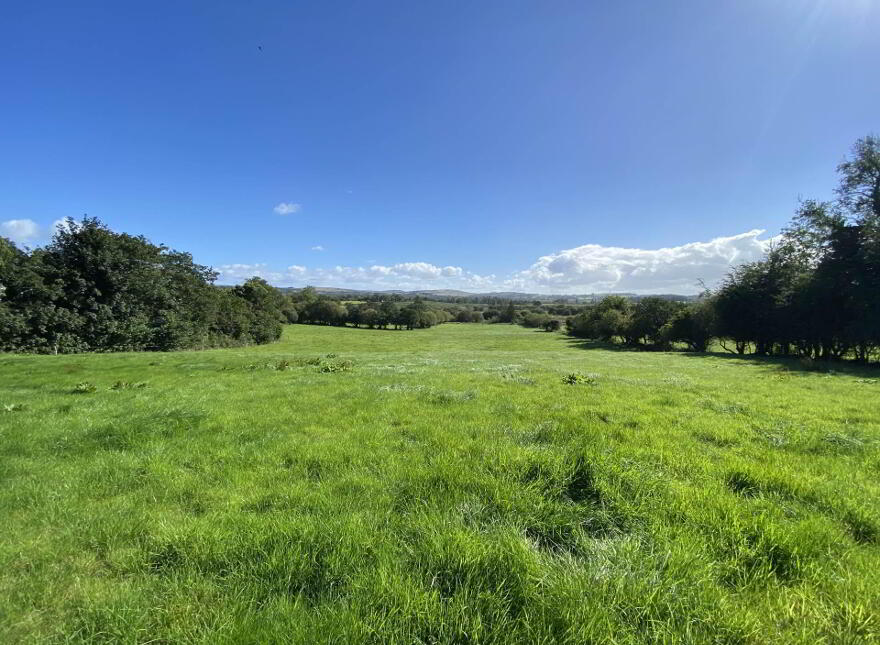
[627,297,683,347]
[660,298,716,352]
[0,218,285,352]
[232,277,284,343]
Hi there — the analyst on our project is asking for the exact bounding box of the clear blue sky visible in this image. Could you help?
[2,1,878,293]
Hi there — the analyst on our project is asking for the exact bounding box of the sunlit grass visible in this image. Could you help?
[1,324,878,643]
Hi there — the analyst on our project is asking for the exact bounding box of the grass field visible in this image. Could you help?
[1,324,878,644]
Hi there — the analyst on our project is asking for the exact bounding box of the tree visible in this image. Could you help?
[1,218,286,352]
[232,277,284,344]
[836,134,880,223]
[378,300,399,329]
[627,297,683,347]
[660,298,716,352]
[566,295,631,342]
[499,302,516,323]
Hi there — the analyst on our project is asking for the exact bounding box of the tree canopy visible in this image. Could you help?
[0,218,282,352]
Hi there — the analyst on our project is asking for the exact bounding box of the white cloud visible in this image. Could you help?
[507,230,774,294]
[215,263,284,283]
[215,260,494,291]
[273,202,301,215]
[311,245,324,251]
[214,229,775,294]
[0,219,40,245]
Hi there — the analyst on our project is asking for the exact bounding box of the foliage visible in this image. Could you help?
[561,372,597,385]
[0,218,286,353]
[712,136,880,363]
[564,135,880,364]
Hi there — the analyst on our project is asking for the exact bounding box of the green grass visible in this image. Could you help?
[1,324,878,644]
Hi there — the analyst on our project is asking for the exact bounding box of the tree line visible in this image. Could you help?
[567,135,880,364]
[285,288,493,329]
[0,218,285,352]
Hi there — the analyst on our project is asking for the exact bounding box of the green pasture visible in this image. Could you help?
[1,324,877,643]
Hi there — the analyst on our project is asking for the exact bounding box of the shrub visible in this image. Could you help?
[562,373,597,386]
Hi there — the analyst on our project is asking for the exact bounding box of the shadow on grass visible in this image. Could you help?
[561,336,879,378]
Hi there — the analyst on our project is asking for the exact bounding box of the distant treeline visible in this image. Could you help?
[286,293,580,330]
[567,135,880,364]
[0,218,285,352]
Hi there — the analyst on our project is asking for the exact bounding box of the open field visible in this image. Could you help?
[1,324,878,643]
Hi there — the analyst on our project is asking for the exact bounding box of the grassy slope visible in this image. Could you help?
[0,324,878,644]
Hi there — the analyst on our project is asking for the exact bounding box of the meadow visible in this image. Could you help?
[1,323,878,644]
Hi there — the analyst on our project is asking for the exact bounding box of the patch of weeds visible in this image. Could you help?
[273,360,291,371]
[325,353,338,358]
[2,403,27,413]
[379,384,426,394]
[109,381,148,391]
[320,360,354,373]
[71,381,97,394]
[562,372,598,386]
[502,370,537,385]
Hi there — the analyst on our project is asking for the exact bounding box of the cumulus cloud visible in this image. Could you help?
[507,230,774,294]
[273,202,301,215]
[304,262,494,290]
[311,245,324,251]
[214,260,495,291]
[213,229,775,294]
[1,219,40,245]
[215,263,285,283]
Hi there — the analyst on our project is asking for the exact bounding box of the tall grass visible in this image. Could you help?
[0,324,877,643]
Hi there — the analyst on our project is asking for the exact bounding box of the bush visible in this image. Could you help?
[0,218,286,353]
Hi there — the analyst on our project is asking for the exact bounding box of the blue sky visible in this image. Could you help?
[1,1,878,293]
